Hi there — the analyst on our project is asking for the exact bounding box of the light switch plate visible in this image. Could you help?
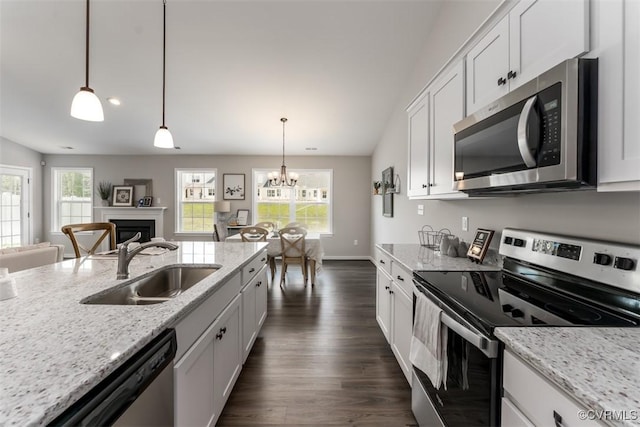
[462,216,469,231]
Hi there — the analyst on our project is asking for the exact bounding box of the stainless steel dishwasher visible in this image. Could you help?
[50,329,176,426]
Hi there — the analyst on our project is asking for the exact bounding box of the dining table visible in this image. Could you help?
[225,232,324,285]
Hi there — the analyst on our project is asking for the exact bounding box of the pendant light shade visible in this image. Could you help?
[71,0,104,122]
[154,0,174,148]
[154,126,174,148]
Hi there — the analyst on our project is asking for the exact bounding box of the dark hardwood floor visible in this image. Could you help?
[217,260,417,426]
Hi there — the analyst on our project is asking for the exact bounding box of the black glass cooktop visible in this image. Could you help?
[413,260,640,334]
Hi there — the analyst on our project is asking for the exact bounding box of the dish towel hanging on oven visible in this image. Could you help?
[410,291,448,389]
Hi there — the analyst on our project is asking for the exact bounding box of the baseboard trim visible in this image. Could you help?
[322,255,374,261]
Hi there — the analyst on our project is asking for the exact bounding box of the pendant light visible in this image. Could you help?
[154,0,174,148]
[267,118,298,187]
[70,0,104,122]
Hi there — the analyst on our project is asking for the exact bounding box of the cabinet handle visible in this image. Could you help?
[384,285,390,290]
[429,183,434,187]
[553,411,563,427]
[379,259,385,264]
[507,70,517,79]
[221,327,227,334]
[497,77,507,86]
[389,290,394,294]
[216,333,223,340]
[261,257,266,262]
[397,275,404,281]
[256,281,262,287]
[422,184,428,188]
[249,268,255,273]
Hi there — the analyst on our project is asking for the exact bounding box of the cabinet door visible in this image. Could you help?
[597,0,640,189]
[390,282,413,385]
[174,317,217,427]
[466,17,509,114]
[407,93,430,198]
[429,61,465,197]
[213,295,242,418]
[509,0,589,90]
[376,267,393,342]
[255,268,268,330]
[241,280,257,363]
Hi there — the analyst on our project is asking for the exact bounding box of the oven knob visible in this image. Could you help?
[501,304,514,313]
[513,239,525,247]
[511,309,524,318]
[593,253,612,266]
[614,257,636,271]
[503,237,513,245]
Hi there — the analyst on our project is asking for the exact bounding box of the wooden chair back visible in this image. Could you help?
[254,221,276,232]
[240,227,269,242]
[61,222,117,258]
[283,222,308,230]
[279,227,307,258]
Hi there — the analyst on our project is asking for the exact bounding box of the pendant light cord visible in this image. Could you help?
[281,117,287,167]
[162,0,167,127]
[84,0,90,88]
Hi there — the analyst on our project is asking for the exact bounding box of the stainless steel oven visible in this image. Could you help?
[452,58,597,194]
[411,229,640,426]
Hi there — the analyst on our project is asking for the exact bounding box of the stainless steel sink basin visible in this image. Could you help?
[83,266,219,305]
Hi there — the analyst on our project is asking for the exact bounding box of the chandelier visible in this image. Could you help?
[267,118,298,187]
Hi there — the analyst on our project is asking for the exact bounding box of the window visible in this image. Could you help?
[175,169,217,233]
[253,169,332,233]
[52,168,93,231]
[0,166,31,248]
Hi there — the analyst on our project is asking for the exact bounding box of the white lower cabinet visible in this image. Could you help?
[502,350,604,427]
[174,295,242,427]
[241,265,268,362]
[375,252,413,386]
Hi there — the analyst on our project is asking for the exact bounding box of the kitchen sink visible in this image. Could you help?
[83,266,219,305]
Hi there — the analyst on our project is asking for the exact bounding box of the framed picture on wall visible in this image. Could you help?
[223,174,245,200]
[112,186,134,207]
[382,167,394,217]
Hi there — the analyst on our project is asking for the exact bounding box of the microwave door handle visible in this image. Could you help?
[441,312,499,359]
[517,95,538,168]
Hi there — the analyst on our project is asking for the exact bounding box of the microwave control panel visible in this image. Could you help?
[537,83,562,167]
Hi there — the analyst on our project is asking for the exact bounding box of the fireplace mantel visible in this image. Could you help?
[95,207,167,239]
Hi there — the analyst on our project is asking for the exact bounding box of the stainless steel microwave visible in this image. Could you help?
[452,58,597,194]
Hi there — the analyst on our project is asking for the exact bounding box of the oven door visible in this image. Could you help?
[412,280,502,427]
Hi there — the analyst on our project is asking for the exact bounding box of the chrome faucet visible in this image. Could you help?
[117,232,179,279]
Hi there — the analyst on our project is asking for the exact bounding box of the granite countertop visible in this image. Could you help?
[0,241,266,426]
[496,327,640,427]
[376,243,502,272]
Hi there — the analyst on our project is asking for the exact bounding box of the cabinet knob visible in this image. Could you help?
[384,285,390,290]
[256,281,262,287]
[216,333,223,340]
[507,70,517,79]
[220,327,227,334]
[397,275,404,281]
[497,77,507,86]
[261,257,266,263]
[249,268,255,273]
[379,259,385,264]
[422,184,428,188]
[429,183,434,187]
[389,290,394,295]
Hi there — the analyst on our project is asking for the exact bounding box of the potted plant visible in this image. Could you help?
[373,181,382,195]
[97,181,112,206]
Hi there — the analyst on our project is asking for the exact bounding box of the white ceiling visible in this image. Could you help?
[0,0,442,156]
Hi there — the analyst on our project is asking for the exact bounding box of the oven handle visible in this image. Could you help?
[517,95,538,168]
[440,312,499,359]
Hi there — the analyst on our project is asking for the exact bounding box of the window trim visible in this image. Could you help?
[174,168,218,234]
[251,168,333,234]
[51,167,94,232]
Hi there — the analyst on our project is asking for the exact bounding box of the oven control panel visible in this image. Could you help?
[500,228,640,294]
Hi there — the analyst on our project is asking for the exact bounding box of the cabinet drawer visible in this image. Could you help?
[376,249,392,275]
[242,250,268,284]
[391,262,413,296]
[503,350,602,427]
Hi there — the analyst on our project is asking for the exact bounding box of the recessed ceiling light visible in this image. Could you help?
[60,146,74,150]
[107,97,121,106]
[305,147,318,151]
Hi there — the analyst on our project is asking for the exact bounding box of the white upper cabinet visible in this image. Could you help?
[407,92,430,198]
[429,61,465,197]
[467,0,589,115]
[592,0,640,190]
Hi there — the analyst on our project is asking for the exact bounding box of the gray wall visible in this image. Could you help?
[42,154,371,258]
[371,0,640,252]
[0,137,44,243]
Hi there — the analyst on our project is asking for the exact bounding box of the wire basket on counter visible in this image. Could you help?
[418,225,453,250]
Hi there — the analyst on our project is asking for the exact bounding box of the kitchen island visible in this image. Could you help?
[0,241,266,425]
[497,327,640,427]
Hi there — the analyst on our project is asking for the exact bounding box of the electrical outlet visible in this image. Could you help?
[462,216,469,231]
[418,204,424,215]
[354,239,358,246]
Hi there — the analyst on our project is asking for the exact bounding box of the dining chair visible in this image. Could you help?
[61,222,117,258]
[278,227,308,286]
[283,222,307,229]
[240,227,277,280]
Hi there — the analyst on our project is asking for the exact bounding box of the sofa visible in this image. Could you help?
[0,242,65,273]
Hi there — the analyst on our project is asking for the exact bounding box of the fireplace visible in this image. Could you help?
[110,219,155,244]
[95,206,167,251]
